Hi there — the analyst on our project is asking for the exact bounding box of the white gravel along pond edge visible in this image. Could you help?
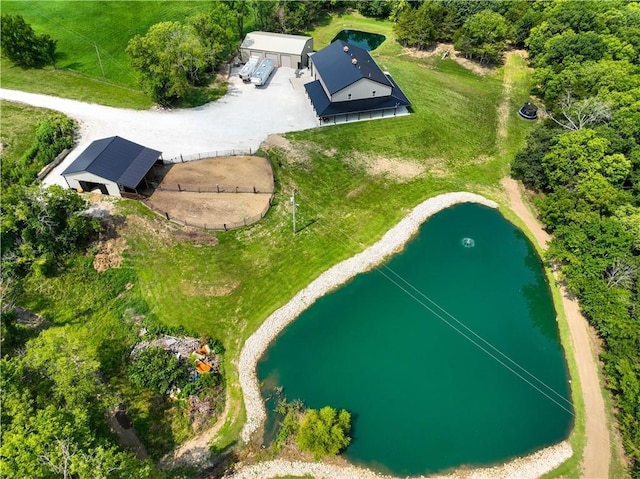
[235,192,572,479]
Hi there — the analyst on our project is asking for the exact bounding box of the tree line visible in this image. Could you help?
[509,2,640,475]
[0,113,166,477]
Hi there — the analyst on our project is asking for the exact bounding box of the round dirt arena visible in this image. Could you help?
[145,156,274,229]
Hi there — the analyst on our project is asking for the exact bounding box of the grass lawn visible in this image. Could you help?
[10,10,589,478]
[0,1,224,108]
[0,101,52,165]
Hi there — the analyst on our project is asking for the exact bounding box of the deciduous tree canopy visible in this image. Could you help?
[0,14,57,68]
[511,2,640,474]
[296,406,351,459]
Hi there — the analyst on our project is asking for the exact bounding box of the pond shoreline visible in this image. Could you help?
[236,192,572,478]
[225,441,572,479]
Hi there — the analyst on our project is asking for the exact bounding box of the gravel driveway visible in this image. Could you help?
[0,67,318,188]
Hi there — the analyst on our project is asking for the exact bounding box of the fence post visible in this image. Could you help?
[178,183,182,192]
[253,186,256,193]
[165,212,169,220]
[224,224,227,231]
[236,186,238,193]
[180,154,184,162]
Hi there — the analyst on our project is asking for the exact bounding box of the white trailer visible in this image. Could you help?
[239,56,260,81]
[250,58,275,86]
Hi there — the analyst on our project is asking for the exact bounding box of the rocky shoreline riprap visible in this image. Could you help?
[233,192,572,479]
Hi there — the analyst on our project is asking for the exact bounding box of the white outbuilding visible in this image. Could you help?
[62,136,162,197]
[240,31,313,69]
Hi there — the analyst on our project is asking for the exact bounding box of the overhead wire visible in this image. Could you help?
[24,1,139,83]
[273,165,575,415]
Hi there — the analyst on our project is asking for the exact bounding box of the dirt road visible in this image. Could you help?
[501,177,610,479]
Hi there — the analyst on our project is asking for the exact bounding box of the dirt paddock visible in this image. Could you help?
[145,156,274,229]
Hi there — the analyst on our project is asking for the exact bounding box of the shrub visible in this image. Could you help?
[296,406,351,459]
[127,346,189,395]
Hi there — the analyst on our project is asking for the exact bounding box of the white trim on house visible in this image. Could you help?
[331,78,392,102]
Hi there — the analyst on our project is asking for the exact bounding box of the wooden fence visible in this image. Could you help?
[155,184,274,194]
[142,195,274,231]
[163,148,255,164]
[37,148,71,180]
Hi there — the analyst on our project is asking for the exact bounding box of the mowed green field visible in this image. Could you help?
[7,10,549,465]
[0,1,215,107]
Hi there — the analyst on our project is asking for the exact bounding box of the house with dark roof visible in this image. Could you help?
[62,136,162,197]
[304,40,410,124]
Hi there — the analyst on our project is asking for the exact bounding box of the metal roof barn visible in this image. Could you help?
[304,40,411,124]
[62,136,161,197]
[240,31,313,68]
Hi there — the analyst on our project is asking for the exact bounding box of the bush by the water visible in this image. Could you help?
[296,406,351,459]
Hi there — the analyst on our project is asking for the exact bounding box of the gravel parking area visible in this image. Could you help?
[0,67,318,189]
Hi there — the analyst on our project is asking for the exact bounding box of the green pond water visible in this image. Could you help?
[258,203,573,476]
[332,29,386,51]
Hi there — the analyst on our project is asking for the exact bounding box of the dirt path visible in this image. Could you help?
[501,177,610,479]
[158,393,232,469]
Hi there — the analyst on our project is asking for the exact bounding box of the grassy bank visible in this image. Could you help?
[9,10,589,477]
[0,1,216,108]
[0,101,52,164]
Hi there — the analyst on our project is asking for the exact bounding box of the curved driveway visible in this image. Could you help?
[0,67,317,188]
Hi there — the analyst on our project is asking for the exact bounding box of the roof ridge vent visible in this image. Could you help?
[352,57,358,65]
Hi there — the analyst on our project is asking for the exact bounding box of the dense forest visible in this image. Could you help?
[511,2,640,476]
[387,0,640,474]
[1,1,639,478]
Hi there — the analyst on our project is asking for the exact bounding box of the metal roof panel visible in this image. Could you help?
[241,31,311,55]
[62,136,161,188]
[311,41,390,95]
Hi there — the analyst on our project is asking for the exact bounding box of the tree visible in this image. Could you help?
[126,22,208,104]
[0,331,159,479]
[540,129,630,191]
[453,9,510,64]
[394,2,438,50]
[548,92,612,131]
[127,346,189,395]
[0,14,56,68]
[187,13,235,71]
[537,30,607,69]
[1,184,99,281]
[357,0,392,19]
[274,1,322,35]
[511,124,561,191]
[296,406,351,459]
[251,0,278,31]
[227,0,248,40]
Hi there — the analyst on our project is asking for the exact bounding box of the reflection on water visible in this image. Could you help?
[331,30,386,51]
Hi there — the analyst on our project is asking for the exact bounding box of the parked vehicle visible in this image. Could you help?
[250,59,275,86]
[239,56,260,82]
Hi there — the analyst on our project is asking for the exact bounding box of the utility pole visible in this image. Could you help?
[290,190,297,234]
[95,43,105,79]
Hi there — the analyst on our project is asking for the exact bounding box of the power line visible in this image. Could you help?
[276,173,574,415]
